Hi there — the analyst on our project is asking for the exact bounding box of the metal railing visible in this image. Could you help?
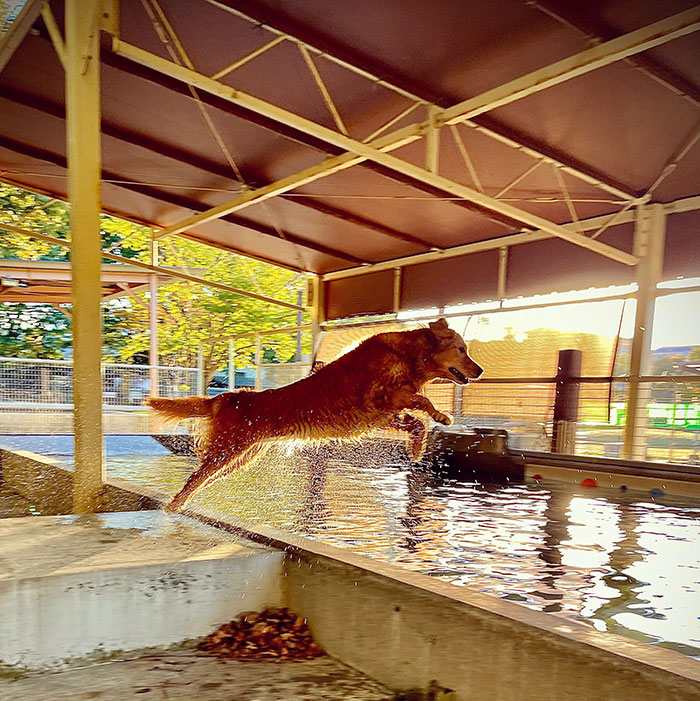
[259,361,312,390]
[426,374,700,466]
[0,355,698,466]
[0,352,314,434]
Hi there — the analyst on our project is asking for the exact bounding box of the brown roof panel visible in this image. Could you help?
[0,0,698,298]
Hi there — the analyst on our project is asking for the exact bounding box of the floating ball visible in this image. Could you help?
[619,485,628,492]
[650,488,665,497]
[532,473,543,481]
[580,478,597,488]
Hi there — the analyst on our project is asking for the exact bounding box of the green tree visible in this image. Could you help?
[0,183,309,377]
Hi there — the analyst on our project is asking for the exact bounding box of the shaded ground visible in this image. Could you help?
[0,650,393,700]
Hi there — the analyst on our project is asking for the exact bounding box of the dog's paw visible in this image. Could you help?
[435,411,453,426]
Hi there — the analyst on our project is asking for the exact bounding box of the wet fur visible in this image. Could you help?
[149,319,482,510]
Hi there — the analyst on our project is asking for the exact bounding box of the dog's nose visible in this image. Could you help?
[472,363,483,379]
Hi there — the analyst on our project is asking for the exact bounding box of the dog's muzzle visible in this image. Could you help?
[448,367,469,384]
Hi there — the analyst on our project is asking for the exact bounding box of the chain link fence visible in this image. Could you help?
[0,357,198,434]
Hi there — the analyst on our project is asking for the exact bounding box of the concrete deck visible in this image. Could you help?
[0,650,393,700]
[0,512,284,670]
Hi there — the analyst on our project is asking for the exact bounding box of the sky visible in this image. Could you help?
[400,283,700,349]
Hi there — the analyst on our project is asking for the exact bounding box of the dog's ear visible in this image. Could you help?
[429,317,451,338]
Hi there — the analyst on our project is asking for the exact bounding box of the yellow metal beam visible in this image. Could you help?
[321,207,638,281]
[112,38,639,265]
[40,2,66,69]
[442,6,700,125]
[0,0,42,74]
[65,0,104,513]
[622,204,666,460]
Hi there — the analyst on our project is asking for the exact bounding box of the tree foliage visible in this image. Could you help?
[0,183,309,376]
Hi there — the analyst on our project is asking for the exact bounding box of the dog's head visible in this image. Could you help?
[427,318,483,384]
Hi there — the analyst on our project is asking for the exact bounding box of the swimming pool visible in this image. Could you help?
[3,434,700,659]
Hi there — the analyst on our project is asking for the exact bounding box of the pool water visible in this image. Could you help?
[3,435,700,658]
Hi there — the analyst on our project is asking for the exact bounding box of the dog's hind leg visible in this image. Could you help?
[167,440,269,511]
[390,413,428,462]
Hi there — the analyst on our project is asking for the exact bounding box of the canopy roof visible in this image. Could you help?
[0,0,699,318]
[0,259,172,304]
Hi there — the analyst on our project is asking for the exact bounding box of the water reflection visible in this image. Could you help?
[101,445,700,659]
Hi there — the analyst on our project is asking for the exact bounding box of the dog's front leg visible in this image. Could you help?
[405,394,453,426]
[390,413,429,461]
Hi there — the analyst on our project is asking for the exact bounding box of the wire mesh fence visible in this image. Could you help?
[623,380,700,465]
[0,358,698,467]
[259,362,312,390]
[0,357,199,434]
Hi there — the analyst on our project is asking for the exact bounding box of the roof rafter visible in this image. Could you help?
[106,20,698,263]
[0,134,366,266]
[531,0,700,108]
[96,39,522,233]
[207,0,639,201]
[2,83,431,249]
[440,5,700,125]
[322,208,639,281]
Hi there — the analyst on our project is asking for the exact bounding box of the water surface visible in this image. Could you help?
[3,435,699,659]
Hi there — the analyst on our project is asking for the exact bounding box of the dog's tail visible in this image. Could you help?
[147,396,213,424]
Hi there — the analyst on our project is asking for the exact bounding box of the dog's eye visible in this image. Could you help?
[459,347,466,354]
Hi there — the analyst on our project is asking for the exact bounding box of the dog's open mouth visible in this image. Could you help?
[448,367,469,384]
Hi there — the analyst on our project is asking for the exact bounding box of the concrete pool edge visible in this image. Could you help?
[140,491,698,698]
[3,447,700,698]
[0,448,159,514]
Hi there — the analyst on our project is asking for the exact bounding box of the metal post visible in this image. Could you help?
[551,349,582,453]
[309,275,325,360]
[393,267,402,313]
[66,0,104,513]
[622,204,666,460]
[498,246,508,301]
[295,290,303,361]
[255,334,262,391]
[197,345,205,395]
[228,338,235,390]
[148,239,159,399]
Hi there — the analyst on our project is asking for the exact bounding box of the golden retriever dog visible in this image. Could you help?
[149,318,482,510]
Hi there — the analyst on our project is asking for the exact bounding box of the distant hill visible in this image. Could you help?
[652,346,694,357]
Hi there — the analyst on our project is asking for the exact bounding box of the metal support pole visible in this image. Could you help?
[197,345,205,395]
[295,290,303,361]
[393,267,402,313]
[498,246,508,301]
[622,204,666,460]
[228,338,235,390]
[551,349,582,453]
[254,334,262,391]
[309,275,325,361]
[148,239,159,399]
[66,0,104,513]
